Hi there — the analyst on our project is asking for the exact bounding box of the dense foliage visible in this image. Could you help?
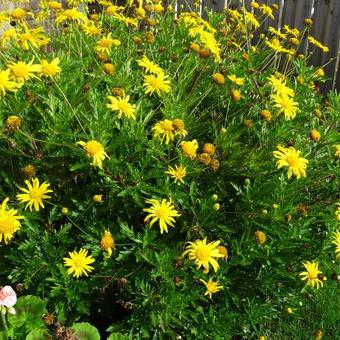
[0,0,339,339]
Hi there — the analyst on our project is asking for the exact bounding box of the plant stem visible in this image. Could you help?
[1,312,9,339]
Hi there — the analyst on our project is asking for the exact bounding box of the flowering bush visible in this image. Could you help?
[0,0,339,339]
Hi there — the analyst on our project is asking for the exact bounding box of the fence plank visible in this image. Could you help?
[310,0,330,67]
[281,0,298,29]
[293,0,314,31]
[177,0,196,15]
[318,0,340,91]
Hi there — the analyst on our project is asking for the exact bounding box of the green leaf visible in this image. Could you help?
[7,296,46,334]
[107,332,130,340]
[26,329,49,340]
[71,322,100,340]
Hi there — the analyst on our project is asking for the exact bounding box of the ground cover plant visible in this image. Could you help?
[0,0,339,339]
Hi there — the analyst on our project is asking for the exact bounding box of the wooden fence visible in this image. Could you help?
[176,0,340,91]
[1,0,339,91]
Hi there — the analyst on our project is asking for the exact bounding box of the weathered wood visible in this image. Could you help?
[177,0,196,14]
[319,0,340,91]
[281,0,297,29]
[293,0,314,31]
[310,0,330,67]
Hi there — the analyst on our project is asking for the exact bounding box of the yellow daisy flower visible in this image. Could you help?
[271,93,299,120]
[100,230,115,258]
[56,8,87,26]
[165,165,187,184]
[8,60,41,84]
[95,33,121,54]
[228,74,245,86]
[152,119,175,144]
[76,140,109,169]
[143,73,171,96]
[0,198,24,244]
[143,198,181,234]
[332,230,340,259]
[137,55,163,75]
[180,140,198,159]
[106,95,136,120]
[17,178,53,211]
[63,248,95,278]
[199,277,223,299]
[38,58,61,77]
[0,69,19,96]
[183,238,224,273]
[81,20,103,36]
[300,261,326,289]
[17,24,50,51]
[273,145,308,179]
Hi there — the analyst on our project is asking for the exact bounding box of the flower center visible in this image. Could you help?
[28,188,41,200]
[155,207,167,219]
[148,77,160,88]
[117,101,129,112]
[74,258,85,267]
[13,65,29,78]
[286,155,298,167]
[100,39,111,48]
[195,247,210,261]
[160,120,173,131]
[85,141,102,156]
[0,214,16,234]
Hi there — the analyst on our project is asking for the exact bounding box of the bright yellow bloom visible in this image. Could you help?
[6,116,22,130]
[100,230,115,258]
[309,129,321,142]
[183,238,224,273]
[173,119,188,138]
[199,277,223,299]
[180,140,198,159]
[143,73,171,96]
[0,69,19,96]
[217,245,228,260]
[93,194,103,203]
[95,33,121,54]
[63,248,95,278]
[300,261,326,289]
[152,119,175,144]
[332,230,340,259]
[273,145,308,179]
[334,145,340,158]
[107,95,136,120]
[81,20,102,36]
[11,8,27,20]
[56,8,87,26]
[203,143,216,156]
[260,4,274,19]
[228,74,245,86]
[260,109,272,121]
[17,24,50,51]
[212,73,225,85]
[272,93,299,120]
[268,75,295,97]
[8,60,40,84]
[308,36,329,53]
[143,198,181,234]
[255,230,266,245]
[17,178,53,211]
[48,1,63,10]
[0,198,24,244]
[165,165,187,184]
[38,58,61,77]
[76,140,109,169]
[137,55,163,75]
[268,27,287,40]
